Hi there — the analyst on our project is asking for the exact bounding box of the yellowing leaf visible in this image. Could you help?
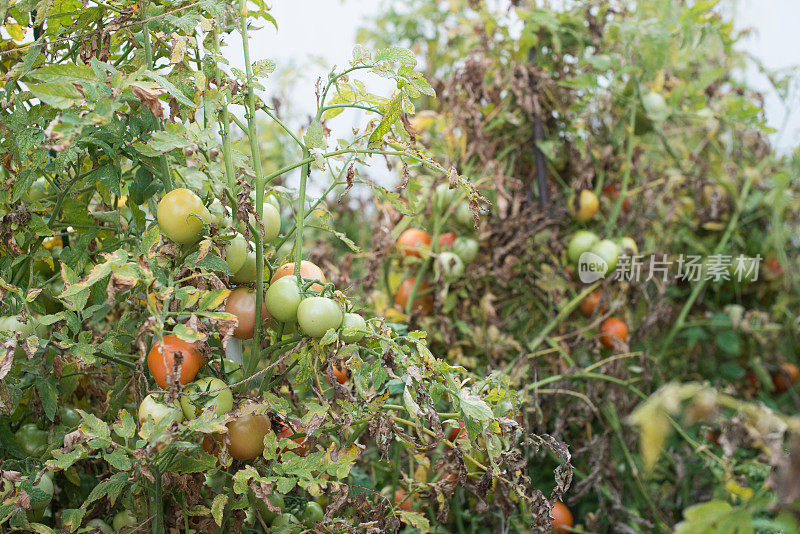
[4,24,25,41]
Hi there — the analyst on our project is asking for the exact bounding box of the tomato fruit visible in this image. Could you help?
[566,230,599,265]
[112,510,138,532]
[329,361,349,385]
[618,236,638,255]
[275,421,309,456]
[589,239,620,275]
[394,278,434,315]
[58,406,81,428]
[16,423,49,456]
[265,276,302,323]
[255,492,285,524]
[569,189,599,222]
[600,317,628,349]
[452,236,478,265]
[300,501,324,526]
[433,182,459,211]
[28,472,53,512]
[231,248,260,284]
[138,393,184,426]
[271,260,326,293]
[340,312,367,343]
[225,287,268,339]
[225,233,248,275]
[28,177,48,202]
[156,188,211,244]
[771,363,799,393]
[579,291,601,317]
[296,297,343,338]
[642,91,668,122]
[147,334,205,388]
[240,202,281,243]
[396,229,432,258]
[438,231,457,250]
[454,201,473,228]
[220,358,244,384]
[270,513,301,532]
[394,488,412,512]
[180,377,233,419]
[227,413,270,460]
[602,183,630,212]
[435,251,465,282]
[551,501,573,534]
[84,519,113,533]
[448,422,467,445]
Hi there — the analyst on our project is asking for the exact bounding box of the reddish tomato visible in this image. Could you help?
[225,287,269,339]
[771,363,799,393]
[745,369,761,390]
[579,291,601,317]
[438,232,457,250]
[271,261,326,293]
[394,488,412,512]
[394,278,434,315]
[275,421,309,456]
[599,317,628,349]
[147,334,205,388]
[764,257,784,279]
[396,229,432,258]
[602,183,630,212]
[328,361,349,385]
[551,501,573,534]
[227,414,270,461]
[202,434,223,457]
[448,422,467,444]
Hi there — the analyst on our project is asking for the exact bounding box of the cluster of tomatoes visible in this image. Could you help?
[565,188,633,351]
[390,182,479,316]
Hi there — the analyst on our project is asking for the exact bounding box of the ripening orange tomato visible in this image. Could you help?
[599,317,628,349]
[227,414,271,461]
[438,232,457,250]
[397,229,432,258]
[275,421,309,457]
[394,278,434,315]
[147,334,205,388]
[551,502,573,534]
[602,183,630,212]
[328,361,349,385]
[771,363,799,393]
[271,260,326,293]
[224,287,269,339]
[394,488,413,512]
[579,291,601,317]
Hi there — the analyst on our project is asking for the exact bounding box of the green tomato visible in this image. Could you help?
[221,358,244,384]
[340,313,367,344]
[297,297,343,338]
[618,236,638,255]
[112,510,138,532]
[265,277,302,323]
[255,492,285,524]
[642,91,668,122]
[137,394,184,427]
[58,407,81,429]
[225,233,248,275]
[84,519,113,533]
[566,230,599,265]
[208,198,226,226]
[239,203,281,243]
[180,377,233,419]
[435,251,465,283]
[1,315,47,358]
[589,239,620,275]
[452,236,479,265]
[28,177,48,202]
[231,248,260,284]
[454,201,473,228]
[28,472,53,511]
[300,501,324,527]
[265,194,281,211]
[156,188,211,244]
[16,423,49,457]
[433,183,460,211]
[271,513,301,532]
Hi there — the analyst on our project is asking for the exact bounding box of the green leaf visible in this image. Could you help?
[368,91,403,148]
[303,120,326,150]
[78,409,110,440]
[28,83,83,108]
[46,445,87,471]
[374,46,417,66]
[84,472,129,508]
[60,508,86,532]
[36,378,58,421]
[252,59,276,79]
[28,63,95,84]
[211,494,227,526]
[112,409,136,439]
[398,511,430,533]
[458,390,493,421]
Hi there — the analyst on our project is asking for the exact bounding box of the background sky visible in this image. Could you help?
[225,0,799,155]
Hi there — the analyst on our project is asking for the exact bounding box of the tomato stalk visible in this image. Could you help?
[605,74,637,234]
[212,15,237,213]
[239,0,267,382]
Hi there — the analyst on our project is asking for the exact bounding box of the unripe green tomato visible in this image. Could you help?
[221,358,244,384]
[15,423,49,457]
[589,239,620,274]
[137,394,184,427]
[112,510,138,532]
[208,198,226,226]
[239,203,281,243]
[265,194,281,211]
[433,183,459,211]
[435,251,465,282]
[180,377,233,419]
[452,236,478,265]
[255,492,285,524]
[271,513,302,532]
[642,91,668,122]
[569,189,599,223]
[566,230,599,265]
[265,277,302,323]
[156,188,211,244]
[28,472,53,511]
[84,519,113,533]
[618,236,638,255]
[296,297,343,338]
[58,406,81,429]
[454,201,473,228]
[225,233,248,275]
[231,248,261,283]
[28,177,48,202]
[340,313,367,344]
[300,501,324,526]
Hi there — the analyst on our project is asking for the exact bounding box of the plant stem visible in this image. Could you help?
[239,1,266,380]
[149,463,165,534]
[213,15,237,212]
